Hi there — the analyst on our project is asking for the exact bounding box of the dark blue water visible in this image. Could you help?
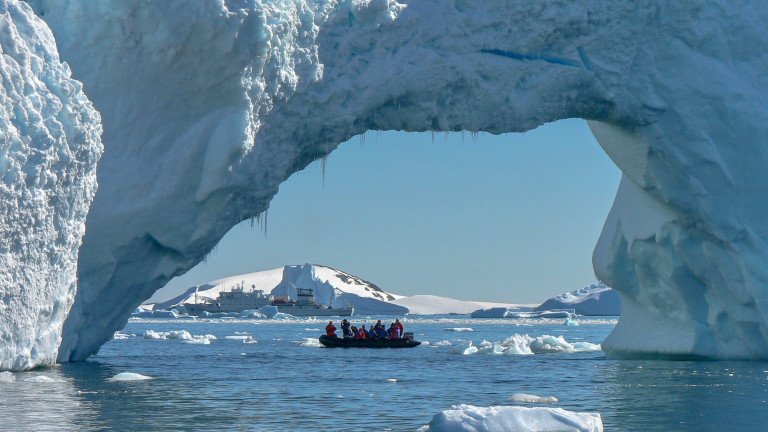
[1,316,767,431]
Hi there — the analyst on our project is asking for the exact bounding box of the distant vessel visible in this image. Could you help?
[182,282,273,315]
[270,288,354,317]
[182,285,353,317]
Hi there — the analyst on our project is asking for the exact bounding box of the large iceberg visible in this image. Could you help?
[0,0,763,363]
[0,0,100,369]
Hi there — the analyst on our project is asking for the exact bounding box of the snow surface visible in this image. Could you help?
[0,0,101,370]
[535,283,620,316]
[0,0,763,362]
[421,404,603,432]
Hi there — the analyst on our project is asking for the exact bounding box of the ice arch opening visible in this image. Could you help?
[22,0,768,362]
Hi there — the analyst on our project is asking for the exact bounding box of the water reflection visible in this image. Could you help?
[599,360,768,431]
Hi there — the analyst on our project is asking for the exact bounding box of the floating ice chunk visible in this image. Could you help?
[565,317,580,327]
[24,376,59,383]
[233,332,250,335]
[444,328,474,332]
[0,372,15,382]
[528,335,601,354]
[421,404,602,432]
[113,331,134,339]
[387,378,397,383]
[509,394,559,404]
[143,330,215,344]
[272,312,297,320]
[184,338,211,345]
[448,334,602,356]
[107,372,153,382]
[224,335,252,340]
[432,340,452,347]
[450,341,478,355]
[295,337,322,347]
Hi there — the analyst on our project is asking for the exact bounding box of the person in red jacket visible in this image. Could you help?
[395,319,404,338]
[354,325,367,339]
[325,321,337,337]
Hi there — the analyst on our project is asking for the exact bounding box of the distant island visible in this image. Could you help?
[144,263,619,317]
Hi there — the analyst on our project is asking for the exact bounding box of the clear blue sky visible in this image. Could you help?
[149,118,620,304]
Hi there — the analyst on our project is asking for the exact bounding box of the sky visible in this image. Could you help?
[149,118,620,304]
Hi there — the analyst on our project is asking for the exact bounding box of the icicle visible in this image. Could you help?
[320,155,328,186]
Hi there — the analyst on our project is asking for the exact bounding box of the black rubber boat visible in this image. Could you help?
[319,335,421,348]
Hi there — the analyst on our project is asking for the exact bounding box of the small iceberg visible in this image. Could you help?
[444,327,474,332]
[107,372,153,382]
[420,404,602,432]
[509,393,559,404]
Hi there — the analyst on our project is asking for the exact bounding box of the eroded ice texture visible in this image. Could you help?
[0,0,100,370]
[23,0,768,360]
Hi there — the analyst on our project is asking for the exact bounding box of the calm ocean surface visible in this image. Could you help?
[1,315,767,431]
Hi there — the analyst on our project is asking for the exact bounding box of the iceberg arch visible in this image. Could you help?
[17,0,768,361]
[0,0,101,369]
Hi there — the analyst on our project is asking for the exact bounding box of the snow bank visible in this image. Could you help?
[107,372,153,382]
[0,0,101,370]
[421,404,602,432]
[444,335,602,356]
[536,283,620,316]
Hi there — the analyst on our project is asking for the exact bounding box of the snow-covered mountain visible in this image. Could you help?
[152,264,524,316]
[535,283,620,316]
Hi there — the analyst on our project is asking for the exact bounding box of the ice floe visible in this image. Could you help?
[420,404,602,432]
[440,335,601,355]
[509,394,559,404]
[107,372,153,382]
[143,330,216,344]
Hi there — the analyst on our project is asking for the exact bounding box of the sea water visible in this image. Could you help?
[1,316,767,431]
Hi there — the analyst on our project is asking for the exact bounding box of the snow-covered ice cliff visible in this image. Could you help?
[0,0,101,369]
[1,0,764,362]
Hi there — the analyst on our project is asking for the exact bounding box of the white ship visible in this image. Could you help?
[270,288,354,317]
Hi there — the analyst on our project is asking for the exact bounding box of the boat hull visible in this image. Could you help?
[319,335,421,348]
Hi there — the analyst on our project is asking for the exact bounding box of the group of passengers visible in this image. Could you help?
[325,318,404,340]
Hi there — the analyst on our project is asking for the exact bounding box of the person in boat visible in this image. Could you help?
[341,319,352,338]
[375,320,383,331]
[378,324,388,339]
[395,319,404,338]
[386,323,398,340]
[354,325,367,340]
[367,325,378,339]
[325,321,337,337]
